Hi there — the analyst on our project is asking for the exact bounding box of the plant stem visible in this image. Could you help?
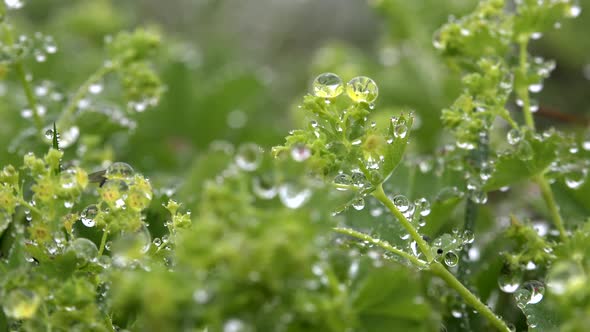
[535,174,567,241]
[333,227,428,268]
[518,38,567,241]
[14,62,44,131]
[98,229,109,256]
[56,63,116,130]
[4,23,43,131]
[372,184,434,262]
[518,39,535,130]
[430,262,510,331]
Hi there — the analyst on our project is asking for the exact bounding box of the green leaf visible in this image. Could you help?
[381,113,414,183]
[352,264,438,332]
[484,131,561,191]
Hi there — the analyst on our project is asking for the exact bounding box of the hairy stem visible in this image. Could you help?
[333,227,428,268]
[518,39,535,130]
[518,39,567,240]
[535,174,567,241]
[56,63,116,130]
[372,184,434,262]
[430,262,510,331]
[98,229,109,256]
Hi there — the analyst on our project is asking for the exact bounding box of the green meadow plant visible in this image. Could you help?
[1,0,589,331]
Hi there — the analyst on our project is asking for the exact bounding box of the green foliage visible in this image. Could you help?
[0,0,589,331]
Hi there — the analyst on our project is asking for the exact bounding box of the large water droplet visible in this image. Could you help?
[2,289,40,319]
[352,197,365,211]
[564,167,587,189]
[291,145,311,162]
[278,184,311,209]
[70,238,98,261]
[392,194,410,212]
[81,204,98,227]
[546,261,585,295]
[346,76,378,103]
[252,176,277,200]
[498,269,522,293]
[105,162,134,180]
[507,129,522,145]
[444,251,459,267]
[414,198,431,216]
[235,143,263,172]
[515,281,545,308]
[312,73,343,98]
[333,173,352,190]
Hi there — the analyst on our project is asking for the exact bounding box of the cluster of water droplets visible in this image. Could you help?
[312,72,378,105]
[430,229,474,267]
[542,130,590,189]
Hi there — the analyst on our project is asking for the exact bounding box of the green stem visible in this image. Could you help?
[98,229,109,256]
[518,38,567,240]
[430,262,510,331]
[14,62,43,131]
[372,184,434,262]
[518,39,535,130]
[3,23,43,131]
[333,227,428,268]
[535,175,567,241]
[56,63,116,130]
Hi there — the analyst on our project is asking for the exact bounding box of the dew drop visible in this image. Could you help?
[70,238,98,261]
[312,73,344,98]
[528,83,543,93]
[105,162,134,180]
[252,176,277,200]
[546,261,585,295]
[235,143,263,172]
[4,0,25,10]
[444,251,459,267]
[462,230,474,244]
[346,76,378,103]
[392,194,410,212]
[414,198,431,216]
[278,184,311,209]
[507,129,522,145]
[3,289,40,319]
[88,82,103,94]
[81,204,98,227]
[515,281,545,308]
[333,173,352,190]
[352,197,365,211]
[498,269,522,293]
[394,124,408,138]
[564,167,587,189]
[291,145,311,162]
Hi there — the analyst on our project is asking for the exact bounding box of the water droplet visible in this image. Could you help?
[480,162,494,181]
[60,169,78,189]
[528,83,543,93]
[106,162,134,181]
[444,251,459,267]
[4,0,25,10]
[546,261,585,295]
[227,109,247,129]
[462,230,474,244]
[456,139,475,150]
[153,237,162,247]
[34,51,47,63]
[312,72,343,98]
[193,289,210,304]
[414,198,431,216]
[394,124,408,138]
[498,269,522,293]
[81,204,98,227]
[235,143,262,172]
[70,238,98,261]
[333,173,352,190]
[88,82,103,94]
[3,289,40,319]
[392,194,410,212]
[352,197,365,211]
[507,129,522,145]
[564,167,587,189]
[278,184,311,209]
[223,319,247,332]
[530,32,543,40]
[568,4,581,17]
[291,145,311,162]
[58,126,80,148]
[515,281,545,308]
[252,176,277,200]
[346,76,378,103]
[469,190,487,204]
[44,128,54,140]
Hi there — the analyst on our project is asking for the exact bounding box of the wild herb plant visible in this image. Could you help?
[1,0,589,331]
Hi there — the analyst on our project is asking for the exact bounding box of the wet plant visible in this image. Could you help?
[1,1,590,331]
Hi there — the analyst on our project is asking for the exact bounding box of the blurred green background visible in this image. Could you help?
[1,0,589,177]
